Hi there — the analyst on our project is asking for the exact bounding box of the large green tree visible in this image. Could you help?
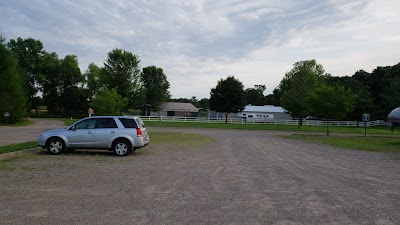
[327,75,375,120]
[59,55,84,115]
[380,78,400,115]
[141,66,170,116]
[352,64,400,119]
[308,84,355,135]
[90,88,128,115]
[0,43,27,123]
[279,59,327,126]
[101,49,142,109]
[7,37,45,113]
[209,76,245,123]
[39,53,84,115]
[40,52,61,114]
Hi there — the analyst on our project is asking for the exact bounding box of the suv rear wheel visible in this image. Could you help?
[46,137,65,155]
[113,139,131,156]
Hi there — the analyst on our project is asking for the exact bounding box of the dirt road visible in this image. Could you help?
[0,127,399,224]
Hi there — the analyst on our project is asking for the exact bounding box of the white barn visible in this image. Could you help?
[237,105,291,120]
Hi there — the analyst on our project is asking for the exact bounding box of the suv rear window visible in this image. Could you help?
[118,118,138,128]
[135,118,145,128]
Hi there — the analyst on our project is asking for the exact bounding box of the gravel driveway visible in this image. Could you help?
[1,126,399,224]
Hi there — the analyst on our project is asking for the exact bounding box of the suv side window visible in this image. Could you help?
[118,118,138,128]
[96,118,118,129]
[74,118,97,130]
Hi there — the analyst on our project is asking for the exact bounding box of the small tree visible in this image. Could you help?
[209,76,245,123]
[90,88,128,115]
[308,84,355,135]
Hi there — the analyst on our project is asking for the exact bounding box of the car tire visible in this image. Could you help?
[113,139,131,156]
[46,137,65,155]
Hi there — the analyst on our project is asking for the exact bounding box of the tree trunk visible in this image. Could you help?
[298,117,303,128]
[326,118,330,136]
[225,112,228,124]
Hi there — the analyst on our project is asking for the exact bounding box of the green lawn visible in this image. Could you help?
[283,134,400,153]
[0,141,37,154]
[143,121,399,135]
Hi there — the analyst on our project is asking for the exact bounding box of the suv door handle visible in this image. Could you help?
[111,131,116,134]
[88,131,93,134]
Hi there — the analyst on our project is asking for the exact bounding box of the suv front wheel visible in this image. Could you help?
[46,137,65,155]
[113,139,131,156]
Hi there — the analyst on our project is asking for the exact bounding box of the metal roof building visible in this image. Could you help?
[237,105,291,120]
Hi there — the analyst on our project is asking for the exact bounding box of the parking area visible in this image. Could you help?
[1,125,399,224]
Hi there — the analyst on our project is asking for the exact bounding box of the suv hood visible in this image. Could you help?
[42,127,68,134]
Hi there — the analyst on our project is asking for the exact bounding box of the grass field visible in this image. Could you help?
[284,134,400,153]
[143,121,399,135]
[0,141,37,154]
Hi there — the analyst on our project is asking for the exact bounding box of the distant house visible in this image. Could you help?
[237,105,292,120]
[149,102,199,117]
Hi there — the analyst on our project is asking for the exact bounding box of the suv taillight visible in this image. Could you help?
[136,128,142,137]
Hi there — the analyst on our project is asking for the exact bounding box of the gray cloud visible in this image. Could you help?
[1,0,399,98]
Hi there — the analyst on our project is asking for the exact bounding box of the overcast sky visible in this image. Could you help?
[1,0,400,99]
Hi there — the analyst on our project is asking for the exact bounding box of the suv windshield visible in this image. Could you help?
[74,118,96,130]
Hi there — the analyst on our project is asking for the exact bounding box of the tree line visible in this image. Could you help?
[207,59,399,124]
[0,35,170,123]
[1,35,398,124]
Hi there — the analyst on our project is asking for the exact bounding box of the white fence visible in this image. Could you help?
[140,116,389,127]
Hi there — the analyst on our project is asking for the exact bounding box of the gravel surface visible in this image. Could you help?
[1,127,399,224]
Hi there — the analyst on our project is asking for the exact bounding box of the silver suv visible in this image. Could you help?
[37,116,149,156]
